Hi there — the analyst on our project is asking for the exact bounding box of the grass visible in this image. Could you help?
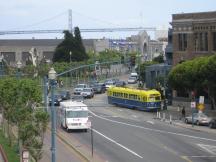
[0,130,19,162]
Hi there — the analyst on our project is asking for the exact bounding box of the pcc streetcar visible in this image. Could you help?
[107,87,161,111]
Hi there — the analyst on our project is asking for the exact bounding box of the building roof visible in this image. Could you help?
[0,39,94,47]
[172,11,216,21]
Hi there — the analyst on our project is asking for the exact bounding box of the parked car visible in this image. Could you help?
[49,94,62,106]
[59,90,71,100]
[209,118,216,129]
[115,80,126,87]
[92,83,106,93]
[71,95,84,102]
[130,72,138,80]
[74,84,88,95]
[127,76,137,84]
[105,81,115,90]
[80,88,94,98]
[185,113,212,125]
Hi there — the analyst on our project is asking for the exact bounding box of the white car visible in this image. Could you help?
[105,81,115,90]
[127,76,137,84]
[74,84,87,95]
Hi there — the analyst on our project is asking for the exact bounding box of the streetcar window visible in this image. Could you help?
[124,93,128,98]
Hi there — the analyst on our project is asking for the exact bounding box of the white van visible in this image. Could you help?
[60,101,91,132]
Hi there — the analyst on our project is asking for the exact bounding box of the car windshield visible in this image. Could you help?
[83,88,92,92]
[76,85,85,88]
[129,77,136,80]
[66,110,88,118]
[71,95,84,102]
[106,82,114,85]
[199,113,208,118]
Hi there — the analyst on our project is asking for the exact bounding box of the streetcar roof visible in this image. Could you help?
[108,87,161,96]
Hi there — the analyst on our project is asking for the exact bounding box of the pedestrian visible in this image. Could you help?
[181,106,186,119]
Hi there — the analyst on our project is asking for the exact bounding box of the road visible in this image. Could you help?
[59,93,216,162]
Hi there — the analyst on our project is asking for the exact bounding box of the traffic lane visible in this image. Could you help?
[40,131,82,162]
[87,102,216,143]
[72,113,188,162]
[89,111,216,162]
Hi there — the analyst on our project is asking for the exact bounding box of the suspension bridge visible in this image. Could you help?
[0,9,156,36]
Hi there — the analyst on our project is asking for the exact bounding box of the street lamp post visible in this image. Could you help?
[69,51,72,86]
[16,61,22,79]
[163,64,167,110]
[138,53,141,87]
[48,67,57,162]
[0,55,4,77]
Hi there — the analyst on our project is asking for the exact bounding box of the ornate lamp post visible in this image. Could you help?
[69,51,72,86]
[16,61,22,79]
[0,55,4,77]
[48,67,57,162]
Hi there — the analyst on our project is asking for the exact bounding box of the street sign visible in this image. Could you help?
[22,150,29,162]
[191,102,196,108]
[199,96,204,104]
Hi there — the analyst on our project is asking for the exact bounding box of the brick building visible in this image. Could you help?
[172,11,216,65]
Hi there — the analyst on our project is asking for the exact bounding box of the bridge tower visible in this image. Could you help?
[68,9,73,33]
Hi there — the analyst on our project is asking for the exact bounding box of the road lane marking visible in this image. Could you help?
[146,121,154,124]
[89,110,216,142]
[181,156,193,162]
[197,144,216,155]
[92,128,143,159]
[190,155,216,158]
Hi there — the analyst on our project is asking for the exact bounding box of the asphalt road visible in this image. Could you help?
[63,93,216,162]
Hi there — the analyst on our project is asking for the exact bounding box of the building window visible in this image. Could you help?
[194,32,208,51]
[213,32,216,51]
[178,33,187,51]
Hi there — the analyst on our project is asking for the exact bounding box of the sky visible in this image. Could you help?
[1,0,216,39]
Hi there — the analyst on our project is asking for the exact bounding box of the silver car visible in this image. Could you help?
[185,113,211,125]
[80,88,94,98]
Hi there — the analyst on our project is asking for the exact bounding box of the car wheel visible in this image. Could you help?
[209,123,213,128]
[185,119,188,124]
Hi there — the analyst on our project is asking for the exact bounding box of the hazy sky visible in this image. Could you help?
[1,0,216,39]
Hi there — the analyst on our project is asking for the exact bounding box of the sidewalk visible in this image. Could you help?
[154,105,216,134]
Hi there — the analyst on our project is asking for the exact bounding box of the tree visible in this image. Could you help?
[53,30,74,62]
[153,54,164,63]
[137,61,158,84]
[74,27,88,61]
[168,54,216,109]
[0,78,49,161]
[53,28,88,62]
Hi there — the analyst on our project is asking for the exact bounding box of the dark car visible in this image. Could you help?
[49,94,62,106]
[59,90,71,100]
[93,83,106,93]
[209,118,216,129]
[71,95,84,102]
[115,81,126,87]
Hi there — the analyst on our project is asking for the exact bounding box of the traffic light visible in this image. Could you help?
[130,55,136,66]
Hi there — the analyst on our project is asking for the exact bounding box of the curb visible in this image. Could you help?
[56,130,90,162]
[154,117,216,134]
[47,126,90,162]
